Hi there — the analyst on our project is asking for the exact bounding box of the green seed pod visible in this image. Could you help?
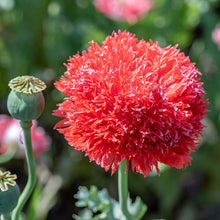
[0,184,20,215]
[0,171,20,215]
[7,75,46,121]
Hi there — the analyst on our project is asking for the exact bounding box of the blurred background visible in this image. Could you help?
[0,0,220,219]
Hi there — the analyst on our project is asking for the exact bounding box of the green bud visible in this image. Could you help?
[0,171,20,215]
[7,76,46,121]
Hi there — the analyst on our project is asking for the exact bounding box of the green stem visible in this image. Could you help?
[1,213,11,220]
[118,159,132,220]
[11,121,36,220]
[0,146,18,164]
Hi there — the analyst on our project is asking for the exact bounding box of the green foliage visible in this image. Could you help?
[74,186,147,220]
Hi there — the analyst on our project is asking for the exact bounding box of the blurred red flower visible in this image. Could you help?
[0,114,51,157]
[212,24,220,49]
[54,30,208,177]
[94,0,153,24]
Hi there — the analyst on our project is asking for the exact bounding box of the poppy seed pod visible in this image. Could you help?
[7,76,46,121]
[0,170,20,215]
[0,184,20,215]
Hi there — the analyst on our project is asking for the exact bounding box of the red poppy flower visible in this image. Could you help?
[0,114,51,157]
[54,30,208,177]
[93,0,154,24]
[212,24,220,49]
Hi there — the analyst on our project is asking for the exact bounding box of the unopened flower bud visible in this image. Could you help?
[7,76,46,121]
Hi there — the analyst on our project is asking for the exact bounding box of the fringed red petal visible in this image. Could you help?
[53,30,208,177]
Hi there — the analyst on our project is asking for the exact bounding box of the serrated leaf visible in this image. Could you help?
[74,186,90,200]
[97,188,110,203]
[75,200,88,208]
[73,208,93,220]
[111,199,127,220]
[129,196,147,220]
[89,186,99,202]
[73,186,147,220]
[74,186,113,219]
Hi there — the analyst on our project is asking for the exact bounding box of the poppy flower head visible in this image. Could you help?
[94,0,154,24]
[54,30,208,177]
[0,114,50,157]
[212,24,220,49]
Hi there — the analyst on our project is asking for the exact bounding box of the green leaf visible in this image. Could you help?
[73,186,147,220]
[129,196,147,220]
[73,208,93,220]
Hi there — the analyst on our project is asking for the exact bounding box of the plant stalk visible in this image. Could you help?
[11,121,36,220]
[0,146,18,164]
[1,213,11,220]
[118,159,132,220]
